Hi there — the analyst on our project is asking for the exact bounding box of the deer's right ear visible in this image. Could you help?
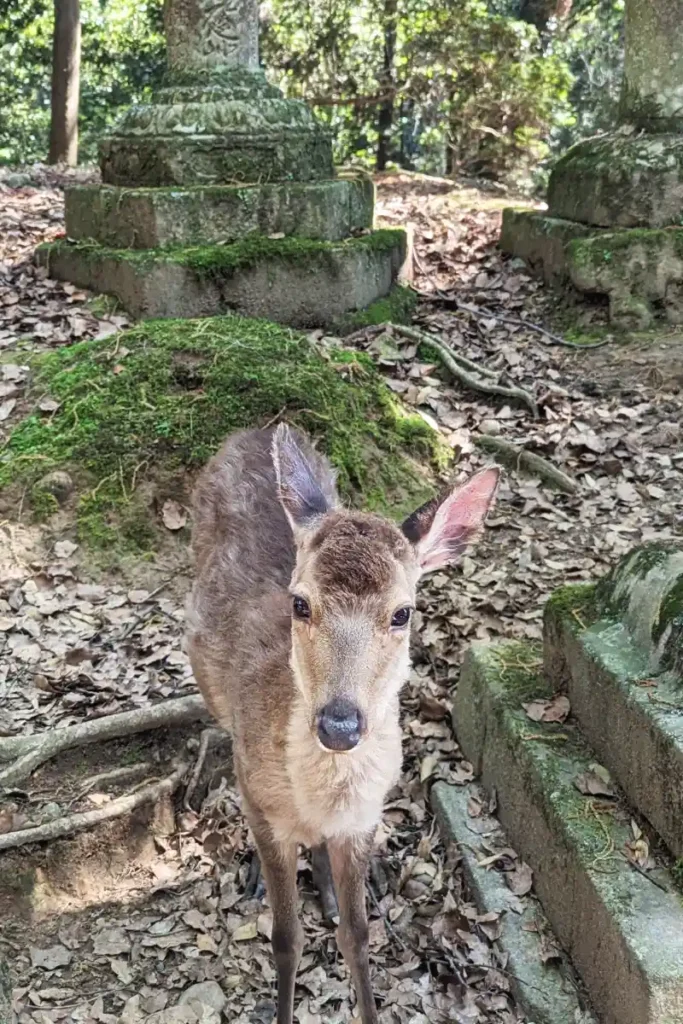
[272,424,331,534]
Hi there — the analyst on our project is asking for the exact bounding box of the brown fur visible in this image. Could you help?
[186,426,498,1024]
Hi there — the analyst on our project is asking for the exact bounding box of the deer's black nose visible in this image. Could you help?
[317,698,364,751]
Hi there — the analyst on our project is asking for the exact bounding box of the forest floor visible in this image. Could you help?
[0,166,682,1024]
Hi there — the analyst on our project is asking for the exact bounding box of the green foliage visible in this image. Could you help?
[0,0,164,165]
[0,315,447,549]
[262,0,572,183]
[0,0,625,184]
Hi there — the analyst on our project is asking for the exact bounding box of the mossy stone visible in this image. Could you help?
[35,230,406,327]
[566,227,683,330]
[0,314,450,553]
[65,176,375,249]
[548,134,683,230]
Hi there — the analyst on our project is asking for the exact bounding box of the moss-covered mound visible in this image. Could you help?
[1,315,448,551]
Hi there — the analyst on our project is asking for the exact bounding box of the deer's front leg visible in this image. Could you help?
[250,819,303,1024]
[327,832,378,1024]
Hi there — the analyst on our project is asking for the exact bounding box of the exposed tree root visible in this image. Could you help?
[391,323,538,416]
[184,727,227,811]
[0,762,189,852]
[0,694,209,788]
[474,434,578,493]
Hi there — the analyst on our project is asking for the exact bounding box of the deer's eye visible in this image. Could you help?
[292,595,311,620]
[390,606,412,629]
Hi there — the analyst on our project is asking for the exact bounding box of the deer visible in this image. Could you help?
[186,424,499,1024]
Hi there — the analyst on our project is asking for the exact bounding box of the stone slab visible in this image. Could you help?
[566,227,683,330]
[65,175,374,248]
[35,231,406,328]
[432,780,596,1024]
[543,557,683,859]
[500,208,599,285]
[453,639,683,1024]
[548,134,683,229]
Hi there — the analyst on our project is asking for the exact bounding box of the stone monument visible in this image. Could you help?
[37,0,405,326]
[501,0,683,329]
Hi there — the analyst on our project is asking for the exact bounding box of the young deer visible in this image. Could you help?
[187,425,499,1024]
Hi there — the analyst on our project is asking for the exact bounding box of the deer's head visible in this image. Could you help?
[272,425,499,753]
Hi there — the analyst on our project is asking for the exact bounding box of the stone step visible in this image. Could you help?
[544,545,683,860]
[432,780,596,1024]
[65,175,374,249]
[452,639,683,1024]
[35,230,406,327]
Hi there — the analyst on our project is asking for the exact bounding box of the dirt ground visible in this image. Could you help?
[0,167,681,1024]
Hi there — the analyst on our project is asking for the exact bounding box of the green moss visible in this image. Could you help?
[0,314,449,552]
[546,583,599,631]
[673,860,683,893]
[334,285,418,335]
[487,641,547,704]
[38,229,404,283]
[30,486,59,522]
[654,577,683,674]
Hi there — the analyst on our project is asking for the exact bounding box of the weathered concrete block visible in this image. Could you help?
[432,780,596,1024]
[453,639,683,1024]
[566,227,683,330]
[36,231,406,328]
[548,134,683,229]
[500,209,599,284]
[544,545,683,858]
[65,176,375,249]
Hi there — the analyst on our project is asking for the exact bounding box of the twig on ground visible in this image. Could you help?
[0,694,209,787]
[621,853,670,894]
[391,324,538,416]
[74,762,153,803]
[455,301,609,351]
[184,727,227,811]
[0,762,188,852]
[474,434,578,494]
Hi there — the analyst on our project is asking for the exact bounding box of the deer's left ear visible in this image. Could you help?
[401,467,500,575]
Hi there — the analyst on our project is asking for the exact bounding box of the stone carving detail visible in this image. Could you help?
[166,0,258,72]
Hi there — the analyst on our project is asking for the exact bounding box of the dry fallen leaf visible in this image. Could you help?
[523,694,570,723]
[505,861,533,896]
[574,766,615,799]
[161,499,188,531]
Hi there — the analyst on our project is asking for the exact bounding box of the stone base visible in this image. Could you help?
[548,134,683,229]
[65,175,374,249]
[36,231,406,328]
[454,639,683,1024]
[500,209,598,285]
[501,209,683,329]
[567,227,683,329]
[544,577,683,860]
[432,781,596,1024]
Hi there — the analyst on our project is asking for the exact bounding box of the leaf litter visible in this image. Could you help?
[0,169,681,1023]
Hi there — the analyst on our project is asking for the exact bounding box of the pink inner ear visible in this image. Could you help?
[417,467,500,574]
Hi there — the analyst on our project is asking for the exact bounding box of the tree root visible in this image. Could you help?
[391,323,538,416]
[0,694,209,788]
[184,727,227,812]
[0,762,189,852]
[474,434,578,493]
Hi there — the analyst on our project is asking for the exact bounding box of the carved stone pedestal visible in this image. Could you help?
[500,0,683,329]
[39,0,404,326]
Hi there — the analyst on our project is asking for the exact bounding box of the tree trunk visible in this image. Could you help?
[376,0,397,171]
[619,0,683,132]
[48,0,81,166]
